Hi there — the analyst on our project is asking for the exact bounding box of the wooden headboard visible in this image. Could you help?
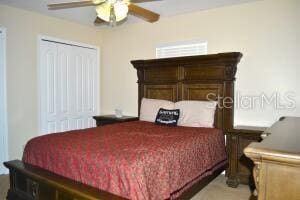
[131,52,242,131]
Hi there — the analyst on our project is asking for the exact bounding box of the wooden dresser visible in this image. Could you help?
[244,117,300,200]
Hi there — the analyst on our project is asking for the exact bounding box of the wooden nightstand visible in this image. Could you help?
[93,115,139,126]
[226,126,266,188]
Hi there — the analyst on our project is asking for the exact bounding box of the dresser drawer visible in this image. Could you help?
[95,120,120,126]
[93,115,139,127]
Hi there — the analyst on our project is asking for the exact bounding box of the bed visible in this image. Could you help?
[4,52,242,200]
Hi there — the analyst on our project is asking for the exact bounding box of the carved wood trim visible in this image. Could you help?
[253,162,261,197]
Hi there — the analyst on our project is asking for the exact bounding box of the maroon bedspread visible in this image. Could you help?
[23,121,227,200]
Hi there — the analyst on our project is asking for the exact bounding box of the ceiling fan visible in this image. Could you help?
[48,0,161,26]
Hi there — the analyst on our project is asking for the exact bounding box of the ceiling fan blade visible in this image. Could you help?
[130,0,162,3]
[94,17,105,25]
[128,4,160,23]
[48,1,95,10]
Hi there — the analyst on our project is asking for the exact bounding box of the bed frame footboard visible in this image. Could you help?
[4,160,226,200]
[4,160,127,200]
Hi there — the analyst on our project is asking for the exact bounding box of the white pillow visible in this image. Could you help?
[140,98,175,122]
[175,100,217,128]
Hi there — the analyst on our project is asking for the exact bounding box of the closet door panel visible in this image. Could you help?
[40,40,98,135]
[40,41,58,134]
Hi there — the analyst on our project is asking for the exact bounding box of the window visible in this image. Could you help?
[156,41,207,59]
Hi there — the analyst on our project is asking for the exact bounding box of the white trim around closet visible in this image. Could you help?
[0,27,8,174]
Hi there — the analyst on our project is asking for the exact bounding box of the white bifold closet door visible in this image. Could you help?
[40,40,99,135]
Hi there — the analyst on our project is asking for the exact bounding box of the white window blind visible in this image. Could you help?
[156,41,207,58]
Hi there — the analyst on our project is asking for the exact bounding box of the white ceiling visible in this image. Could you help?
[0,0,259,27]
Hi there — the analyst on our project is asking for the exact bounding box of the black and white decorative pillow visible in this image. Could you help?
[155,108,180,126]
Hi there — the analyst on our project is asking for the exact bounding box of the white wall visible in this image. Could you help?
[100,0,300,127]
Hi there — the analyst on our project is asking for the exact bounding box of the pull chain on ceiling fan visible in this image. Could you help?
[47,0,161,26]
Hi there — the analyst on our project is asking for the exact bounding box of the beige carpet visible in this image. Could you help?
[191,175,251,200]
[0,175,9,200]
[0,174,251,200]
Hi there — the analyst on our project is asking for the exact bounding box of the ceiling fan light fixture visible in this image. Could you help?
[114,1,129,20]
[96,0,129,24]
[48,0,160,26]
